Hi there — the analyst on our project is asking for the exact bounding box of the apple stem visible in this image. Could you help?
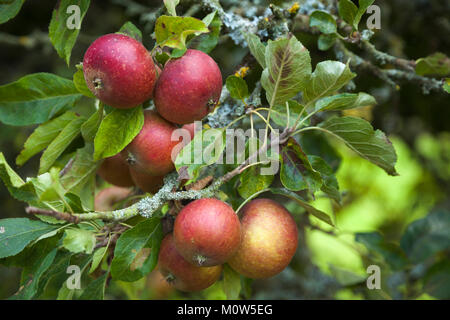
[195,255,207,266]
[165,273,176,284]
[93,78,103,90]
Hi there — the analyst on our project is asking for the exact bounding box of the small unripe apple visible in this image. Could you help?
[83,33,156,109]
[94,186,132,211]
[154,49,222,124]
[173,198,241,267]
[228,198,298,279]
[129,167,164,194]
[97,154,134,187]
[121,110,179,176]
[158,234,222,292]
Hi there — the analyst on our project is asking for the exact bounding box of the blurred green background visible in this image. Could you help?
[0,0,449,299]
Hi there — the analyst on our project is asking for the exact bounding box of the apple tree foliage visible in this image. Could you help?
[0,0,449,300]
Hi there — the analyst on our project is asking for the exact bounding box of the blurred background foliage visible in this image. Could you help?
[0,0,449,300]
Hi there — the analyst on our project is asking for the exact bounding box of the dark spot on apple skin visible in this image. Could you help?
[162,23,166,29]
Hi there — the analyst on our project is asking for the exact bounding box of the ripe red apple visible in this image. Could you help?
[121,110,179,176]
[228,198,298,279]
[83,33,156,109]
[173,198,241,267]
[154,49,222,124]
[158,234,222,292]
[129,167,164,194]
[97,154,134,187]
[94,186,132,211]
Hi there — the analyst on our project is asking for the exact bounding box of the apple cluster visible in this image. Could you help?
[157,198,299,292]
[83,33,221,193]
[86,34,298,293]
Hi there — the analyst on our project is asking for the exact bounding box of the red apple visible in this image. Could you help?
[228,198,298,279]
[173,198,241,267]
[154,49,222,124]
[83,33,156,109]
[129,167,164,194]
[158,234,222,292]
[97,154,134,187]
[94,186,132,211]
[121,110,179,176]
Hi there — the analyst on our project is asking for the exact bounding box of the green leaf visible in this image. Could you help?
[261,35,312,107]
[163,0,179,16]
[355,232,408,270]
[73,67,95,98]
[39,116,85,174]
[269,188,334,226]
[415,52,450,76]
[318,116,398,176]
[338,0,358,28]
[61,143,99,199]
[39,168,67,203]
[303,61,356,103]
[0,218,59,259]
[36,250,74,299]
[244,33,266,68]
[117,21,142,42]
[238,166,274,199]
[16,112,78,166]
[272,100,307,128]
[280,138,323,194]
[329,265,366,286]
[0,73,82,126]
[94,106,144,161]
[0,0,25,24]
[223,264,241,300]
[63,228,96,254]
[81,105,104,142]
[308,155,341,203]
[226,76,249,100]
[48,0,91,65]
[155,15,209,51]
[79,272,108,300]
[89,246,108,274]
[318,33,337,51]
[190,11,221,54]
[310,10,337,34]
[424,260,450,299]
[400,210,450,263]
[9,248,58,300]
[0,153,37,202]
[354,0,375,30]
[314,92,376,112]
[175,128,226,182]
[111,219,163,282]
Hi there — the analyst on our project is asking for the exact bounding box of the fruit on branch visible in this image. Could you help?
[129,167,164,194]
[228,198,298,279]
[83,33,156,109]
[173,198,241,267]
[97,154,134,187]
[154,49,223,124]
[158,234,222,292]
[94,186,132,211]
[121,110,179,176]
